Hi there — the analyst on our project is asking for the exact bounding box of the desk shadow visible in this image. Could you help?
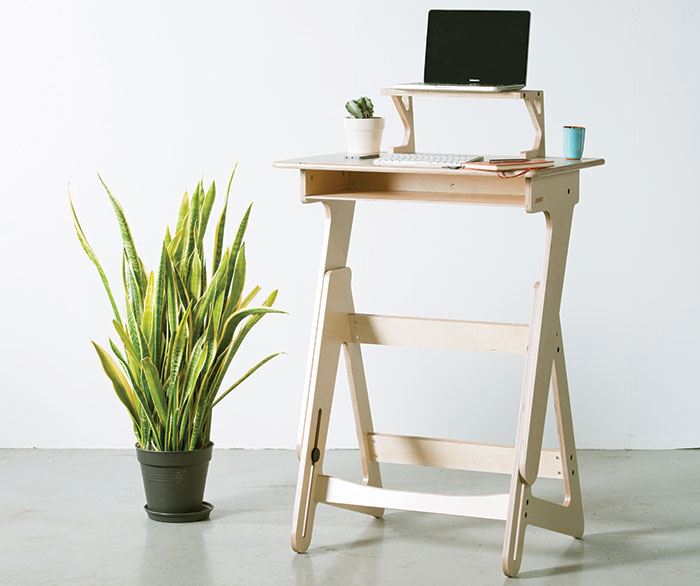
[292,522,387,586]
[515,524,700,580]
[378,511,503,550]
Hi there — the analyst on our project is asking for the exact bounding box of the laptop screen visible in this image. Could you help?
[424,10,530,86]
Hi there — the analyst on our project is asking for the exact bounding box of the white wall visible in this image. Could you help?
[1,0,698,449]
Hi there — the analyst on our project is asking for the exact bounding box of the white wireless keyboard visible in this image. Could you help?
[373,152,483,168]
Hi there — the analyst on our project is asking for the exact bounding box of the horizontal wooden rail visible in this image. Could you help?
[315,475,509,520]
[368,433,562,479]
[304,191,526,207]
[348,314,529,354]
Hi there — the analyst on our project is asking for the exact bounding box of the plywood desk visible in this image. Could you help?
[274,153,604,576]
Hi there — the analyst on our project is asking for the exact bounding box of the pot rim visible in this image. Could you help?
[136,442,214,467]
[135,441,214,455]
[344,117,385,130]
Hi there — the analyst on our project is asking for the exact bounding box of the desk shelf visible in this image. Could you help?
[381,87,546,158]
[385,89,543,99]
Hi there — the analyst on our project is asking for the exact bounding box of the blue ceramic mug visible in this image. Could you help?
[563,126,585,160]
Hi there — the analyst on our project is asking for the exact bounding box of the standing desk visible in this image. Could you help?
[273,153,604,576]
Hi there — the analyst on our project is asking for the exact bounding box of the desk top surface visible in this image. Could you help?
[273,153,605,177]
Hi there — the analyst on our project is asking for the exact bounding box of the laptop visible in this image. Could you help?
[394,10,531,93]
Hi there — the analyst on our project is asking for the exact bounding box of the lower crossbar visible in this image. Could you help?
[315,475,508,520]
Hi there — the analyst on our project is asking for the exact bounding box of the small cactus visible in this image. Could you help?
[345,96,375,119]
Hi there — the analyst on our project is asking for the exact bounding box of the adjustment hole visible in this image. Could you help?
[572,469,575,476]
[524,512,528,518]
[570,454,573,460]
[557,347,560,353]
[567,188,571,194]
[526,499,529,505]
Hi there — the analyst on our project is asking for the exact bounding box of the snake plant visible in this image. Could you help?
[70,169,283,451]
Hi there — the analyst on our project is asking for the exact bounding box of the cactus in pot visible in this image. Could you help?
[344,96,384,155]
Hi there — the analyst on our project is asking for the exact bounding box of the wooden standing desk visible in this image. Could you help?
[274,153,604,576]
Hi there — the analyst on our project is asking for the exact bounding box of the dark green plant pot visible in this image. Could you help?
[136,442,214,523]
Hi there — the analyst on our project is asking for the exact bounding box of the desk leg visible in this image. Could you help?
[292,201,383,553]
[502,467,531,577]
[503,196,584,576]
[297,201,355,458]
[503,279,541,577]
[550,323,583,531]
[519,205,574,486]
[291,268,347,552]
[503,322,584,576]
[344,340,384,499]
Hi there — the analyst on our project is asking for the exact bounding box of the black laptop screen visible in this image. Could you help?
[424,10,530,86]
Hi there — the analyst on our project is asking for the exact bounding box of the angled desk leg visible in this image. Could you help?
[292,200,383,553]
[502,173,584,576]
[295,200,355,457]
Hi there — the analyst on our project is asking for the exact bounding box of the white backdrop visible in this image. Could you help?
[1,0,698,449]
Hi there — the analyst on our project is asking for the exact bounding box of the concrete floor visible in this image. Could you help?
[1,449,699,585]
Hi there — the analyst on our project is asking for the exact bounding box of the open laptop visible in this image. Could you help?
[394,10,531,93]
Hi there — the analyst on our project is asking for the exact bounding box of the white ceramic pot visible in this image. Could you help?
[344,117,385,155]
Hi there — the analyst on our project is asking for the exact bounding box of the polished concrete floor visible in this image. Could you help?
[1,449,699,585]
